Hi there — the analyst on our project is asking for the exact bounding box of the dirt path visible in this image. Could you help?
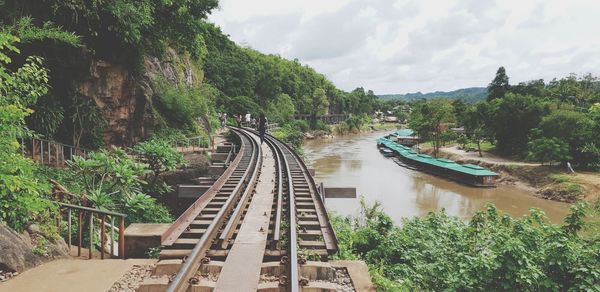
[0,259,156,292]
[441,146,540,166]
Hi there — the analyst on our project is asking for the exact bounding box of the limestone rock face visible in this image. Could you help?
[76,48,201,146]
[0,224,68,273]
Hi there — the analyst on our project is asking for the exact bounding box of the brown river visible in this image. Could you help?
[303,131,571,224]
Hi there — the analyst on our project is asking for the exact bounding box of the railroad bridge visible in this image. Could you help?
[127,128,359,291]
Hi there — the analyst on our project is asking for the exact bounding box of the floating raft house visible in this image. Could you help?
[389,129,420,146]
[377,136,498,187]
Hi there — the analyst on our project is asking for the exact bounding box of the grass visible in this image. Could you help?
[548,173,584,198]
[371,123,399,130]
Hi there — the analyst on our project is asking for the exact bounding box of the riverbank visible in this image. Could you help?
[433,146,599,203]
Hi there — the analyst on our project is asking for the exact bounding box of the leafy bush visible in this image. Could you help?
[528,137,572,164]
[272,124,304,153]
[67,147,172,224]
[132,138,186,194]
[154,77,210,133]
[291,120,309,132]
[332,199,600,291]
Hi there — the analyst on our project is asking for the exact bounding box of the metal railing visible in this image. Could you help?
[171,136,207,153]
[294,114,349,124]
[56,202,126,259]
[21,137,89,167]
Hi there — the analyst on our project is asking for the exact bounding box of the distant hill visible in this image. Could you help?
[378,87,488,103]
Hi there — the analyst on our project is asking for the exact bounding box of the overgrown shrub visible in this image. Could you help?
[131,138,186,194]
[67,147,172,224]
[332,198,600,291]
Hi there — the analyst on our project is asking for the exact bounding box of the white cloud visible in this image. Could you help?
[209,0,600,93]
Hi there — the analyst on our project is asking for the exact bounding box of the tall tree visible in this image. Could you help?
[409,99,454,157]
[487,66,510,101]
[309,88,329,129]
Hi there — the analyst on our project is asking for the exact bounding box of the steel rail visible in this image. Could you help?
[166,128,260,292]
[217,129,263,249]
[161,132,243,245]
[265,133,299,292]
[270,134,284,248]
[270,134,339,253]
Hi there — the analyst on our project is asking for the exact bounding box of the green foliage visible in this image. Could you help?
[29,95,64,138]
[537,109,594,164]
[267,93,295,124]
[488,66,510,100]
[332,200,600,291]
[218,95,261,118]
[3,17,80,46]
[409,99,454,156]
[527,138,572,164]
[132,138,186,194]
[337,114,370,134]
[67,147,172,224]
[154,77,211,133]
[1,0,218,60]
[70,96,106,149]
[272,124,304,153]
[308,88,330,129]
[0,33,55,232]
[488,93,546,155]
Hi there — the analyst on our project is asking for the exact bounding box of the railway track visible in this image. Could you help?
[144,127,340,291]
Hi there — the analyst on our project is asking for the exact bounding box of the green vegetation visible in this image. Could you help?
[336,114,371,134]
[0,33,55,232]
[332,198,600,291]
[66,146,175,224]
[408,68,600,169]
[409,99,455,157]
[132,138,186,194]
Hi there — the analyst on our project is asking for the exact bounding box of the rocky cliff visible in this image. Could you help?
[0,223,68,274]
[76,48,202,146]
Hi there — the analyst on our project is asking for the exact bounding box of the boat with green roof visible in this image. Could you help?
[377,133,499,187]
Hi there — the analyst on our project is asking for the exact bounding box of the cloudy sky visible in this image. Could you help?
[209,0,600,94]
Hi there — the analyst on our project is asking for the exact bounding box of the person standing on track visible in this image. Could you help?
[258,113,267,144]
[235,114,242,127]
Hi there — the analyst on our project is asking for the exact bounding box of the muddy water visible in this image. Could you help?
[303,131,571,224]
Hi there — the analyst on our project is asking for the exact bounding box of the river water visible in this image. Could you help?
[303,131,571,224]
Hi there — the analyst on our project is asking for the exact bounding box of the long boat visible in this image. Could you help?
[377,135,498,187]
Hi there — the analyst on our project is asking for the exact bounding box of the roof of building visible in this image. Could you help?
[377,137,499,177]
[391,129,415,137]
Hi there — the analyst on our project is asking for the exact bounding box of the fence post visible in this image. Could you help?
[89,213,93,259]
[78,211,82,257]
[119,216,125,259]
[100,215,105,260]
[67,209,72,250]
[55,144,59,167]
[110,217,115,257]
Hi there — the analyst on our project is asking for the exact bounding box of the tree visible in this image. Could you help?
[487,93,545,155]
[267,93,296,124]
[463,103,492,157]
[537,109,593,164]
[487,66,510,101]
[308,88,329,129]
[409,99,454,157]
[527,138,572,165]
[0,33,55,231]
